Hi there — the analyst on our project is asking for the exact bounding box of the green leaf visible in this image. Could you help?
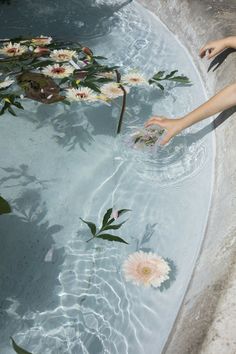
[164,70,178,79]
[82,81,101,93]
[8,105,17,116]
[101,220,127,232]
[93,56,107,60]
[11,337,32,354]
[102,208,113,227]
[80,218,97,236]
[157,83,165,91]
[152,71,165,80]
[0,196,11,215]
[96,234,128,244]
[168,76,191,84]
[13,101,24,110]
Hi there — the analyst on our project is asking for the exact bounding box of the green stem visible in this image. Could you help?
[115,69,127,135]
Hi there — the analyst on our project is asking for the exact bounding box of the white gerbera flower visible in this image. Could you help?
[122,72,147,86]
[100,82,129,99]
[50,49,77,62]
[0,77,14,89]
[0,42,27,57]
[42,64,74,78]
[123,251,170,288]
[31,35,52,46]
[66,87,97,102]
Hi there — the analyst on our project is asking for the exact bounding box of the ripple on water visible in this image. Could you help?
[113,129,208,186]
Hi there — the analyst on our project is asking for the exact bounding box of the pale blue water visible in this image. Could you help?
[0,1,214,353]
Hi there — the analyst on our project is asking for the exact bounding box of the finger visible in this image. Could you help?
[207,48,218,59]
[159,132,172,145]
[145,116,163,127]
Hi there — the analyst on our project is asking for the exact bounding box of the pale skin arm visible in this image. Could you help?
[145,36,236,145]
[145,83,236,145]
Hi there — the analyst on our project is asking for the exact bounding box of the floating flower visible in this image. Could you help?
[66,87,97,102]
[123,72,147,86]
[0,42,27,57]
[34,46,50,54]
[131,127,164,148]
[0,77,14,89]
[42,64,74,78]
[50,49,77,62]
[123,251,170,287]
[101,82,129,99]
[31,35,52,46]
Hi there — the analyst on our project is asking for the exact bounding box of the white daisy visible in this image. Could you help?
[123,251,170,288]
[122,72,147,86]
[31,35,52,46]
[42,64,74,78]
[0,42,27,57]
[50,49,77,62]
[100,82,129,99]
[66,87,97,102]
[0,77,14,89]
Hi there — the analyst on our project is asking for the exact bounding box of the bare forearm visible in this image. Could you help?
[181,83,236,129]
[225,36,236,49]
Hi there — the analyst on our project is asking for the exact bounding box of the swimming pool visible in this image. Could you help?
[0,1,214,353]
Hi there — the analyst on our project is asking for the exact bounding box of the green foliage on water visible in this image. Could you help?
[80,208,130,244]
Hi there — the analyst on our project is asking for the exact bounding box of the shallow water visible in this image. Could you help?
[0,1,214,353]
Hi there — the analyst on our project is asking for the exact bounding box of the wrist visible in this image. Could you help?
[225,36,236,48]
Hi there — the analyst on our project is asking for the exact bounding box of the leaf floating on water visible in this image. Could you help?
[96,234,129,244]
[80,208,130,244]
[80,217,97,236]
[11,337,32,354]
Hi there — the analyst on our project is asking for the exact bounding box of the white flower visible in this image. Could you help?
[0,42,27,57]
[122,72,147,86]
[123,251,170,288]
[42,64,74,78]
[66,87,97,102]
[0,77,14,89]
[31,35,52,46]
[100,82,129,99]
[50,49,77,62]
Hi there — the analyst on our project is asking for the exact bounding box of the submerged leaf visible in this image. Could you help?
[11,337,32,354]
[96,233,128,244]
[0,196,11,215]
[80,217,97,236]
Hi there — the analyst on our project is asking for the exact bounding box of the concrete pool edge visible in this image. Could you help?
[137,1,236,353]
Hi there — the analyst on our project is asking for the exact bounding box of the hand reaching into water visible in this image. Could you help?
[199,36,236,59]
[145,116,185,145]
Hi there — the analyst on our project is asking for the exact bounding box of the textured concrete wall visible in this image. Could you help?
[138,1,236,353]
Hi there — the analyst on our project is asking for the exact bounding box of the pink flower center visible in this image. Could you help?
[51,67,65,74]
[76,92,87,98]
[7,48,18,54]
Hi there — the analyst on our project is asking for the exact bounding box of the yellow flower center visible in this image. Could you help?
[141,266,152,276]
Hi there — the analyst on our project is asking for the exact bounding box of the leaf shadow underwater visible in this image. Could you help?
[0,190,64,344]
[0,164,55,189]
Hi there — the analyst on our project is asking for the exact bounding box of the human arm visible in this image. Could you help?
[199,36,236,59]
[145,83,236,145]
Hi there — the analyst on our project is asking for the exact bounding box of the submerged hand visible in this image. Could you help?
[145,116,185,145]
